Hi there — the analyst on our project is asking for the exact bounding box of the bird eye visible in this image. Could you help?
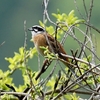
[38,27,44,31]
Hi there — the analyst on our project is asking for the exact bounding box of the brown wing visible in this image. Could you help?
[45,34,69,62]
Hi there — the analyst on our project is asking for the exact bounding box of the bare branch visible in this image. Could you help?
[0,41,5,48]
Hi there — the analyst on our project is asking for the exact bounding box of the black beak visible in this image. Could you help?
[28,27,33,31]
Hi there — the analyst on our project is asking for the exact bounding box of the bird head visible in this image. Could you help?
[28,25,45,37]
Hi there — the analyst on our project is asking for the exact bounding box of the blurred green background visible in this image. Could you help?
[0,0,100,87]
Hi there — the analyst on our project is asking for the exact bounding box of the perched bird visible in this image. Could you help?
[28,25,69,66]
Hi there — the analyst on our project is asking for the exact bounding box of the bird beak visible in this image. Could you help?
[28,27,33,31]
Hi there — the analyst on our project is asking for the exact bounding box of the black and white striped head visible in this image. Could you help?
[28,25,45,37]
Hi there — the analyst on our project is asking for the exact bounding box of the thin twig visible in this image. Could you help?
[23,20,38,99]
[45,89,92,96]
[74,0,85,19]
[83,0,88,17]
[0,91,31,98]
[0,41,5,48]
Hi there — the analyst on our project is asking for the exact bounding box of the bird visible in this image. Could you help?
[28,25,69,66]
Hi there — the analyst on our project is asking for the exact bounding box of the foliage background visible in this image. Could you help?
[0,0,100,87]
